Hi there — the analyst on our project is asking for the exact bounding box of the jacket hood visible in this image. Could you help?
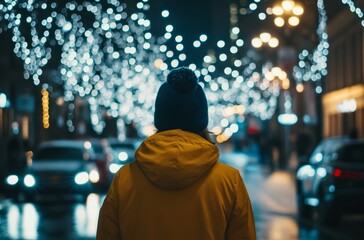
[135,129,219,190]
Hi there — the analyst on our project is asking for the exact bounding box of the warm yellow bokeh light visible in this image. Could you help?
[211,126,222,135]
[288,16,300,26]
[266,7,273,15]
[268,37,279,48]
[260,32,271,43]
[292,5,304,15]
[278,71,288,80]
[272,6,284,15]
[154,59,163,69]
[271,67,282,76]
[282,0,295,11]
[216,134,229,143]
[296,83,304,92]
[222,107,234,117]
[282,78,290,90]
[271,1,303,28]
[234,105,246,115]
[274,17,285,27]
[251,37,263,48]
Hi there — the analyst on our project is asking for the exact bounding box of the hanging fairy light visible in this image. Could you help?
[341,0,364,27]
[0,0,280,140]
[239,0,264,16]
[0,0,55,85]
[293,0,328,93]
[41,88,50,129]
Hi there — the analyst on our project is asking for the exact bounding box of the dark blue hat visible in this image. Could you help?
[154,67,208,133]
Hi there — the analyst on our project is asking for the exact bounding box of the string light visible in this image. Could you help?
[341,0,364,27]
[0,0,280,139]
[293,0,328,93]
[41,89,50,129]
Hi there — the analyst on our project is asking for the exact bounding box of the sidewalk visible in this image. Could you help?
[219,150,299,240]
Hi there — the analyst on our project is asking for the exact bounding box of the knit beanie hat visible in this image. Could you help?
[154,67,208,133]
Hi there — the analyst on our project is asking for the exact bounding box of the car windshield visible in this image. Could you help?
[337,144,364,163]
[35,147,84,161]
[91,144,104,154]
[110,143,135,149]
[309,138,348,164]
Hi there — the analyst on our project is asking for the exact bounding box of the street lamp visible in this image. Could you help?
[251,32,279,48]
[272,0,304,28]
[264,66,289,89]
[264,67,297,123]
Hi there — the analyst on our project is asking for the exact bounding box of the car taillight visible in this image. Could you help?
[333,168,341,177]
[333,168,363,180]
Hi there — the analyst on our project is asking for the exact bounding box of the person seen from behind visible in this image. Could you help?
[97,67,256,240]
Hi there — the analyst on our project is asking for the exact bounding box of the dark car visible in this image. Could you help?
[296,136,364,227]
[86,138,113,191]
[107,138,141,175]
[4,140,96,202]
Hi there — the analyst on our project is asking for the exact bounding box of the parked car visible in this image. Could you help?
[4,140,98,202]
[107,138,141,175]
[2,168,25,201]
[2,147,29,200]
[86,138,113,191]
[296,136,364,227]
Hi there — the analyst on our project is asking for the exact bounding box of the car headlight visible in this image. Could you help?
[296,165,315,180]
[74,171,89,185]
[6,175,19,185]
[89,170,100,183]
[109,163,123,174]
[118,152,128,162]
[24,174,36,187]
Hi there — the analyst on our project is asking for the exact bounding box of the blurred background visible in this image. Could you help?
[0,0,364,239]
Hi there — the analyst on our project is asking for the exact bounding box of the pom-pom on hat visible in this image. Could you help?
[154,67,208,133]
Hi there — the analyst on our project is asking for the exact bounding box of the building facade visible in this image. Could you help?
[324,6,364,139]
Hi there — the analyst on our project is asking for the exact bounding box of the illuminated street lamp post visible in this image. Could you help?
[272,0,304,28]
[265,64,298,168]
[265,1,305,169]
[251,32,280,49]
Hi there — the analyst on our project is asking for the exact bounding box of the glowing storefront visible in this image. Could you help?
[322,85,364,138]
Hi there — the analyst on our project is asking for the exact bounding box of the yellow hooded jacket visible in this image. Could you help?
[97,129,256,240]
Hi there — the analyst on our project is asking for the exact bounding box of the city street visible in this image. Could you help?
[1,150,363,240]
[1,1,364,239]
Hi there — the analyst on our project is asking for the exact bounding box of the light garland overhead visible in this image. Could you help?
[0,0,280,139]
[0,0,55,85]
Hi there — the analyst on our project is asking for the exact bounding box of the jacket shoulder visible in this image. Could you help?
[212,162,242,183]
[215,161,240,174]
